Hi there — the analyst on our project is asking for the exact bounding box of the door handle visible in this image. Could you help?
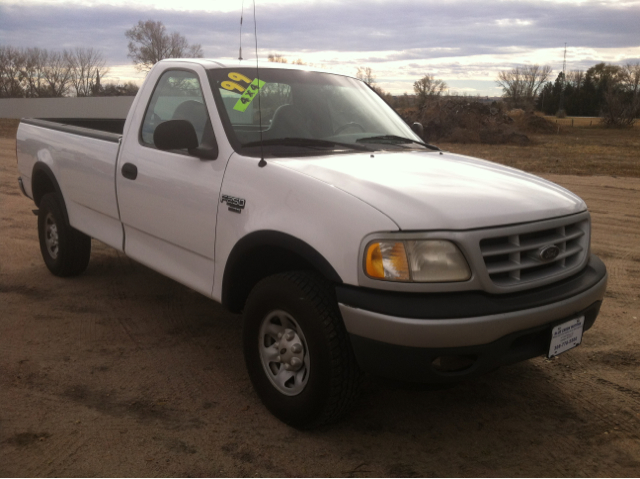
[121,163,138,180]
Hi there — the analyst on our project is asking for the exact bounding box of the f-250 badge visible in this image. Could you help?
[221,195,246,213]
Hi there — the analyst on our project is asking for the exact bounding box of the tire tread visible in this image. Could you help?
[38,193,91,277]
[244,270,362,428]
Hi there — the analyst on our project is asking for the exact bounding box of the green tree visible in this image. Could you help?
[585,62,621,115]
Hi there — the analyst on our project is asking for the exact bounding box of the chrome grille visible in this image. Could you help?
[480,218,589,287]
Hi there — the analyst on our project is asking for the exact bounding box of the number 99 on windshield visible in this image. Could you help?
[220,72,266,112]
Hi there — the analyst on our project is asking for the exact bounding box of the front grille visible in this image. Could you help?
[479,218,589,287]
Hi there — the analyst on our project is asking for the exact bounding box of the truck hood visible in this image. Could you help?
[275,150,586,230]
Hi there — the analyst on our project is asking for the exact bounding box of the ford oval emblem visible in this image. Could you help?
[539,245,560,261]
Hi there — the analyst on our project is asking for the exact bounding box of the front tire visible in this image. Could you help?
[243,271,362,429]
[38,193,91,277]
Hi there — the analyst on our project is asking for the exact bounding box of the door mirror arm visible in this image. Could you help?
[189,138,218,161]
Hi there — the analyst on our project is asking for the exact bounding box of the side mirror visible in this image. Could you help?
[411,122,424,139]
[154,120,199,151]
[153,119,218,160]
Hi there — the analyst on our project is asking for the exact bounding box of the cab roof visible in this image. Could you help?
[156,58,355,79]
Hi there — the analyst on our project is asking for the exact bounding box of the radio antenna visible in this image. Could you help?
[238,1,244,60]
[254,0,267,167]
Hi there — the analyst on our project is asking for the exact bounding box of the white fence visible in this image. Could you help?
[0,97,135,119]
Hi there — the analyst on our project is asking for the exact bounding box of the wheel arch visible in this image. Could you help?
[221,230,343,313]
[31,163,70,225]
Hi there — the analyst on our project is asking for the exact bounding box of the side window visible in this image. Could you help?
[141,70,213,148]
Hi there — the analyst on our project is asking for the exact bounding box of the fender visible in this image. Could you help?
[31,162,71,226]
[221,230,343,312]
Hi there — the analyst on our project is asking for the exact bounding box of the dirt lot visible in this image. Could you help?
[1,134,639,477]
[439,126,640,178]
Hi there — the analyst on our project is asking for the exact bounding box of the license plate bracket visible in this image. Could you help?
[548,316,584,358]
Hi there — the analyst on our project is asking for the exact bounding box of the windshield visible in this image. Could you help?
[207,67,431,157]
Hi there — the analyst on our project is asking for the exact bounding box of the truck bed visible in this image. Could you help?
[21,118,125,142]
[17,118,125,251]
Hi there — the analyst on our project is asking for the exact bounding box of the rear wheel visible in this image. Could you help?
[38,193,91,277]
[243,271,362,429]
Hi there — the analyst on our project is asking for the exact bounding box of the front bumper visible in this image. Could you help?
[337,255,607,382]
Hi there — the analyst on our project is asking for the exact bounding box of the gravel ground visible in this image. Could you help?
[1,137,639,476]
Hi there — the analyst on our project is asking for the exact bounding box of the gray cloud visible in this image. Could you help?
[253,0,640,53]
[0,4,240,64]
[1,1,638,75]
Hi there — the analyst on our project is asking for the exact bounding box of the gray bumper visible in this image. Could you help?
[339,273,607,349]
[337,256,607,383]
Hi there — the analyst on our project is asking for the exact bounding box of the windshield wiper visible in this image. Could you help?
[356,135,439,150]
[243,137,372,152]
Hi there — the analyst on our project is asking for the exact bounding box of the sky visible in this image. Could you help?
[1,0,639,96]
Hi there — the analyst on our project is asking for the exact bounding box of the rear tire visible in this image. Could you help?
[243,271,362,429]
[38,193,91,277]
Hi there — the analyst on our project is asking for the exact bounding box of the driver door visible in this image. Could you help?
[117,68,225,296]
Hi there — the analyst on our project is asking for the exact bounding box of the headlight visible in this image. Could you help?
[364,239,471,282]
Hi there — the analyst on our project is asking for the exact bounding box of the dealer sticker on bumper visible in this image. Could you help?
[549,316,584,358]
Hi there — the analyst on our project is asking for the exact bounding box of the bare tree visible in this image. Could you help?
[97,81,140,97]
[496,64,552,109]
[602,86,640,127]
[268,53,307,65]
[620,62,640,97]
[1,46,74,98]
[68,48,109,97]
[268,53,288,63]
[0,46,26,98]
[41,50,73,97]
[353,66,394,105]
[356,66,376,86]
[21,48,49,97]
[522,64,552,102]
[414,74,447,108]
[125,20,203,72]
[496,68,523,106]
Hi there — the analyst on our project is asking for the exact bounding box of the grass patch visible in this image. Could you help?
[438,125,640,178]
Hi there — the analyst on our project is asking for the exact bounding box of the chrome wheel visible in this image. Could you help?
[258,310,310,396]
[44,212,59,259]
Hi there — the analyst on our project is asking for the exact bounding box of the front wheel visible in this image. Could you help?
[38,193,91,277]
[243,271,362,428]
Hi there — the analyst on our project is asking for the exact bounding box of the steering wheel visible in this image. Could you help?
[334,122,366,134]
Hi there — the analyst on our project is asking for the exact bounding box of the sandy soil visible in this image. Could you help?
[1,136,639,477]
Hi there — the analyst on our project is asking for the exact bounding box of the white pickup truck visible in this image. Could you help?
[16,59,607,428]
